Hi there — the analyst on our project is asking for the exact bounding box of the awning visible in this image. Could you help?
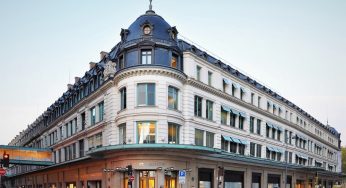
[221,105,231,112]
[223,135,247,145]
[315,160,322,164]
[267,146,275,152]
[239,111,247,118]
[232,82,239,89]
[273,104,277,109]
[239,139,249,145]
[222,135,233,142]
[296,134,307,141]
[221,105,239,115]
[231,137,242,144]
[223,78,231,85]
[267,146,283,153]
[266,123,273,128]
[267,101,272,106]
[296,154,308,160]
[240,87,246,93]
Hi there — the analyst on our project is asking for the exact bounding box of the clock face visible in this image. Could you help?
[143,26,151,35]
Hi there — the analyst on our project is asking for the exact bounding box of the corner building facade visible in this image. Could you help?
[5,8,342,188]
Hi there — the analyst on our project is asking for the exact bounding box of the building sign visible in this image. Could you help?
[178,170,186,184]
[0,146,52,162]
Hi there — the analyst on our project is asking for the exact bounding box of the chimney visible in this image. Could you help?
[67,84,73,90]
[89,62,96,69]
[74,77,81,83]
[100,51,108,60]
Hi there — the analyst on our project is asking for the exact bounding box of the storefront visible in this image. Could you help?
[198,168,214,188]
[252,173,261,188]
[224,170,244,188]
[296,179,305,188]
[268,174,281,188]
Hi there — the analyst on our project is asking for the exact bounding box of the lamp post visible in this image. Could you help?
[284,134,297,188]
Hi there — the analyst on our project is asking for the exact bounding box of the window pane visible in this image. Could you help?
[137,122,156,144]
[137,84,147,105]
[168,123,179,144]
[195,129,204,146]
[147,83,155,105]
[168,86,178,110]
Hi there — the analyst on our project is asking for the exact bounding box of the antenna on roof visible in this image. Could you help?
[149,0,153,11]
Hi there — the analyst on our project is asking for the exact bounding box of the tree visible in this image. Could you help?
[342,147,346,173]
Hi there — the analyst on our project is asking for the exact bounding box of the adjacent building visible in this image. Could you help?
[4,5,342,188]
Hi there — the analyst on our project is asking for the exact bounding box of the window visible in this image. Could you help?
[141,50,152,64]
[81,112,85,130]
[239,116,244,130]
[119,55,124,69]
[240,88,245,100]
[98,101,104,121]
[221,107,228,125]
[256,144,262,157]
[239,144,245,155]
[266,125,270,137]
[230,113,236,127]
[258,96,261,107]
[195,129,204,146]
[196,66,201,81]
[137,122,155,144]
[88,132,102,150]
[171,54,178,68]
[168,86,178,110]
[137,83,155,106]
[168,123,179,144]
[206,131,214,148]
[251,93,254,105]
[79,139,84,157]
[250,116,254,133]
[208,71,212,86]
[250,143,255,156]
[206,100,213,120]
[256,119,261,135]
[221,137,228,151]
[120,87,127,110]
[90,107,96,125]
[119,123,126,145]
[194,96,202,117]
[230,142,237,153]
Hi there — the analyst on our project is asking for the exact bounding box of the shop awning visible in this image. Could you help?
[223,78,231,85]
[232,82,239,89]
[222,135,248,145]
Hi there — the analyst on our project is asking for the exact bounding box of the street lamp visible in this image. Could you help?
[284,135,297,188]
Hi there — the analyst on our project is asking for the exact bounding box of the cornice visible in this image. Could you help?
[113,66,187,85]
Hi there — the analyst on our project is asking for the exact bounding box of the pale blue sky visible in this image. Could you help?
[0,1,345,145]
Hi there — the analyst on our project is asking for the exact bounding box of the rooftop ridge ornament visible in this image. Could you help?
[146,0,155,14]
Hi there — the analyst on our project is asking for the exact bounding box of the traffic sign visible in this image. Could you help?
[129,175,135,182]
[178,170,186,184]
[0,168,6,176]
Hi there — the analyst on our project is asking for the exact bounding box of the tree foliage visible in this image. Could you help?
[342,147,346,173]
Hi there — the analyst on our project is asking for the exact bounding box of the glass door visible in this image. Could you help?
[165,171,177,188]
[139,171,156,188]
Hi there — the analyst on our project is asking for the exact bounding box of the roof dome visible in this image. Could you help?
[123,10,177,42]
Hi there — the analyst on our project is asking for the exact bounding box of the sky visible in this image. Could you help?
[0,1,345,145]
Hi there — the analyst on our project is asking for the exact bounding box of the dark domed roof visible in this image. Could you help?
[125,11,174,42]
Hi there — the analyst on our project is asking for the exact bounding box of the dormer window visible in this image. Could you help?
[143,26,151,35]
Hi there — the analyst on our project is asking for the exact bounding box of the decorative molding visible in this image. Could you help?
[113,66,187,85]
